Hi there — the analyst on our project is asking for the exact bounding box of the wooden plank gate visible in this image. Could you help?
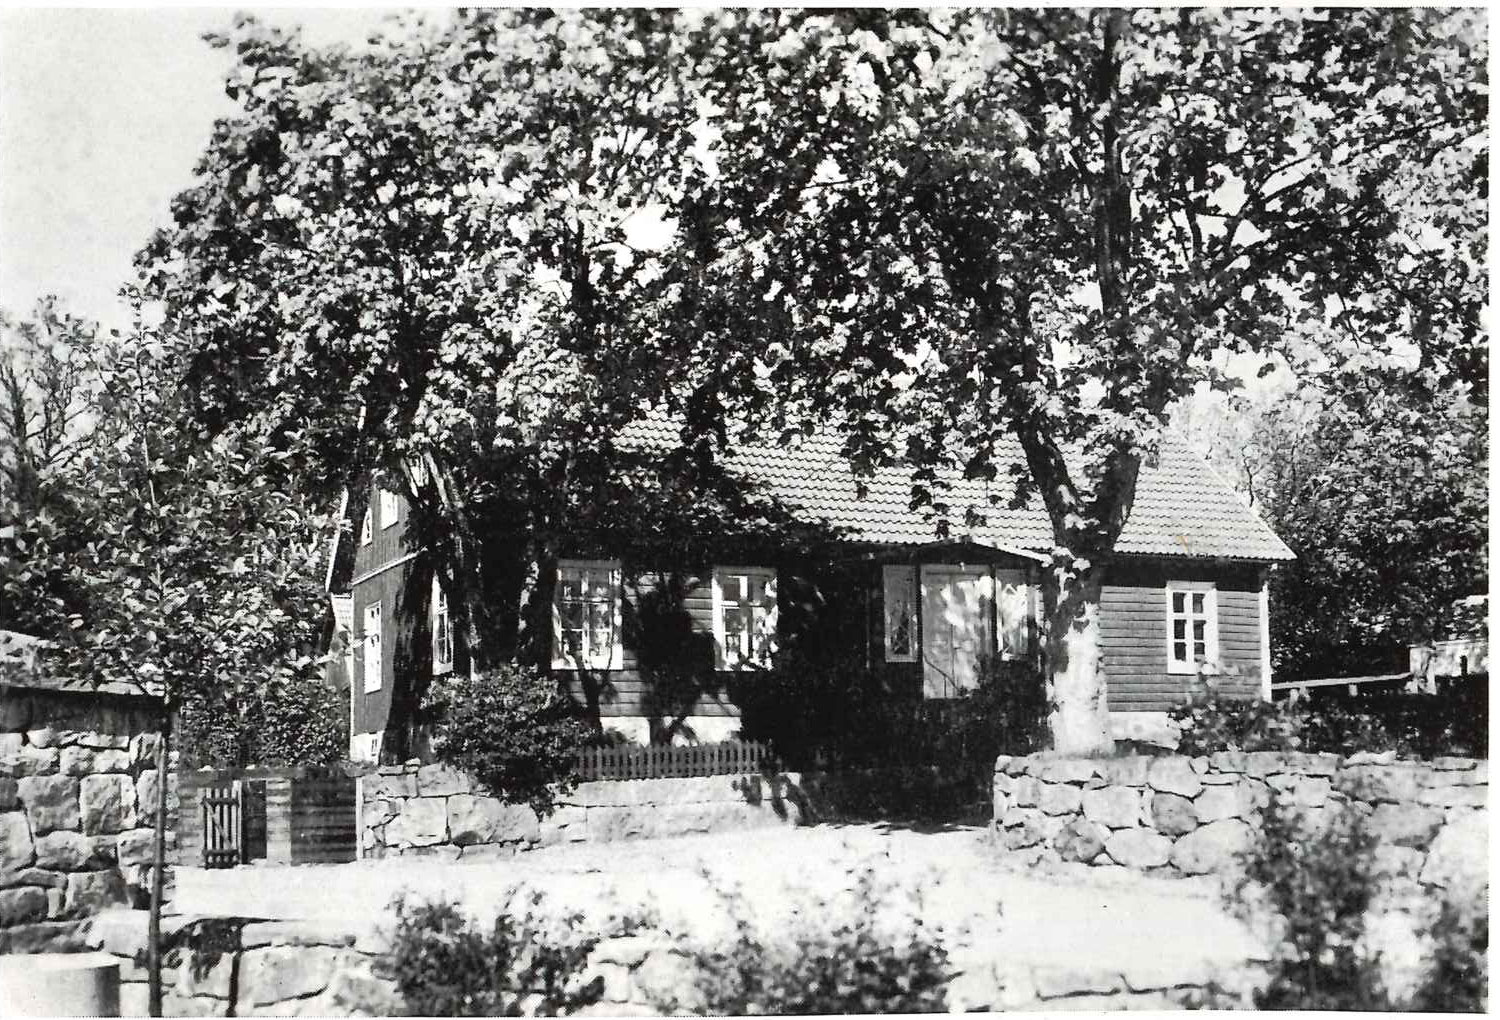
[200,781,244,868]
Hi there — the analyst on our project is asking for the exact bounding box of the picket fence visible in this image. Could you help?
[574,739,769,782]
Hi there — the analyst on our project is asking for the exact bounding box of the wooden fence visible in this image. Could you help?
[575,740,769,782]
[180,767,358,867]
[199,782,243,869]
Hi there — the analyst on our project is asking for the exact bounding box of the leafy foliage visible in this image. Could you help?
[1410,896,1489,1013]
[377,893,640,1017]
[673,8,1486,752]
[679,870,951,1015]
[177,671,348,768]
[1228,796,1389,1010]
[1169,685,1486,759]
[425,665,590,816]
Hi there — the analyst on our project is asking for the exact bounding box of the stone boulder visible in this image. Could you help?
[446,794,540,846]
[1367,803,1443,849]
[0,887,47,926]
[384,796,448,847]
[415,764,470,797]
[1038,782,1083,816]
[35,831,111,871]
[115,828,156,867]
[1146,758,1203,799]
[1194,780,1267,824]
[1094,757,1150,787]
[1104,828,1172,869]
[17,776,80,834]
[1419,810,1486,898]
[81,774,137,834]
[239,945,338,1007]
[1036,759,1098,785]
[64,871,127,918]
[1170,819,1251,875]
[0,811,35,873]
[1082,786,1142,829]
[1054,819,1109,863]
[1150,793,1199,837]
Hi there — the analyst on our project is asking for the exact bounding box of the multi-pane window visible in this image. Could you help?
[1166,581,1218,674]
[433,581,453,675]
[552,561,620,670]
[380,486,400,529]
[714,567,777,669]
[362,601,383,692]
[882,566,918,662]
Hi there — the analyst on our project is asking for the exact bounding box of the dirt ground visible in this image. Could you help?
[176,822,1267,987]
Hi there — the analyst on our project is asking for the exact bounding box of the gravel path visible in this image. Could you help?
[176,822,1265,982]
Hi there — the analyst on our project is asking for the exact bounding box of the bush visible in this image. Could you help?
[1227,795,1389,1010]
[376,893,642,1016]
[1170,684,1486,759]
[426,664,591,817]
[1410,897,1489,1013]
[177,669,348,768]
[679,869,951,1014]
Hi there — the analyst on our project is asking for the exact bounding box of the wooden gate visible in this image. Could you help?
[200,781,243,868]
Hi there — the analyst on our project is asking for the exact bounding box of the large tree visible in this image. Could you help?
[669,9,1486,752]
[138,11,724,752]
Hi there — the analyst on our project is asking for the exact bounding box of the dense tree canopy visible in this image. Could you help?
[669,8,1486,750]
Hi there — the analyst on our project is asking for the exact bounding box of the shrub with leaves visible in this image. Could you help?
[1410,896,1489,1013]
[679,870,951,1015]
[425,664,589,817]
[178,669,348,768]
[1228,795,1389,1010]
[377,893,639,1017]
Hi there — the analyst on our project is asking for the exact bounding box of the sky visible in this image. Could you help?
[0,8,403,330]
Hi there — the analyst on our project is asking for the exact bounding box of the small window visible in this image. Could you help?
[552,561,621,670]
[359,507,372,546]
[995,569,1033,660]
[1166,581,1219,674]
[714,567,778,669]
[883,566,918,662]
[380,487,400,529]
[433,581,453,675]
[362,601,383,692]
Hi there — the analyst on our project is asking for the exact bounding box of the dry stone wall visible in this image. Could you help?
[0,684,178,952]
[361,764,805,858]
[994,750,1486,892]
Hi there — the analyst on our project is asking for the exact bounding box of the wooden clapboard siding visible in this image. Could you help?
[1100,557,1266,712]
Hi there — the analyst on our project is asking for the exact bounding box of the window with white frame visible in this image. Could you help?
[552,561,621,670]
[1166,581,1219,674]
[883,565,918,662]
[380,486,400,529]
[432,580,453,675]
[714,567,778,669]
[359,507,372,546]
[362,601,383,692]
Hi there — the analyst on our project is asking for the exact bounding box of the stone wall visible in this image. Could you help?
[85,908,1252,1016]
[1,683,178,952]
[993,750,1487,891]
[361,764,805,858]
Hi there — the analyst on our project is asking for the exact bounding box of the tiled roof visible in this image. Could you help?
[620,418,1294,562]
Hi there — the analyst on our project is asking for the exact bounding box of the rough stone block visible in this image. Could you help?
[1053,818,1109,863]
[993,790,1009,819]
[1416,785,1487,810]
[993,771,1017,797]
[63,870,127,918]
[1036,759,1098,785]
[1012,776,1041,808]
[1194,781,1264,824]
[81,773,137,834]
[1094,757,1150,787]
[632,948,705,1013]
[73,731,130,751]
[1104,828,1172,869]
[1337,764,1423,803]
[15,744,59,777]
[1420,809,1486,897]
[1280,752,1340,777]
[384,797,447,847]
[1346,750,1398,766]
[1266,774,1332,808]
[60,746,131,777]
[1031,965,1125,999]
[1003,814,1049,850]
[17,775,80,834]
[1081,786,1142,829]
[240,946,338,1006]
[1038,781,1083,816]
[1242,751,1288,778]
[1170,819,1251,875]
[364,770,417,801]
[994,754,1013,775]
[177,948,236,999]
[446,794,540,846]
[1150,793,1199,836]
[1147,758,1203,799]
[25,727,65,749]
[415,764,470,797]
[116,828,156,867]
[35,830,111,871]
[0,886,48,925]
[1207,751,1248,774]
[1367,803,1443,849]
[0,733,23,776]
[0,778,18,811]
[0,810,35,873]
[84,907,150,956]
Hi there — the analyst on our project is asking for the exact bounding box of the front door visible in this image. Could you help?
[920,565,993,698]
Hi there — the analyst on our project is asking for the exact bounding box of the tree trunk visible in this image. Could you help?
[146,709,172,1016]
[1041,566,1114,756]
